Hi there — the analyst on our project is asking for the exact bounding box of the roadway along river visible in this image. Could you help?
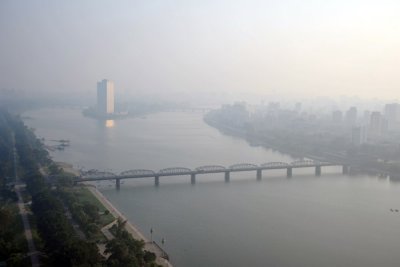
[25,108,400,267]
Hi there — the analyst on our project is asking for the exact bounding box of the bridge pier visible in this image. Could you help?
[191,173,196,185]
[155,176,159,186]
[287,167,292,178]
[256,169,262,181]
[116,178,121,190]
[315,166,321,176]
[342,165,349,175]
[224,171,230,182]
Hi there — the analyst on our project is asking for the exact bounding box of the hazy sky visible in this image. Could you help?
[1,0,399,100]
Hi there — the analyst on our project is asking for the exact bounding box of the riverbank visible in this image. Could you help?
[86,185,173,267]
[55,161,172,266]
[204,119,394,176]
[204,118,307,160]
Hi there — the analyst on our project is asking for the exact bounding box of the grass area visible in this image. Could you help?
[72,186,115,227]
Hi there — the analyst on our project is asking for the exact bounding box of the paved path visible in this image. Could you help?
[87,185,173,267]
[15,184,40,267]
[12,134,40,267]
[101,219,117,240]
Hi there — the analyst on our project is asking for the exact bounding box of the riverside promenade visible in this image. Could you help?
[58,162,172,266]
[86,185,173,267]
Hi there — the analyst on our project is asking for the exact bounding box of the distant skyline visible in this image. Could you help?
[1,0,400,101]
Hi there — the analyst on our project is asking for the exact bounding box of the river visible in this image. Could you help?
[25,107,400,267]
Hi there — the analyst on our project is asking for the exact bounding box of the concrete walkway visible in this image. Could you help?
[13,134,40,267]
[15,184,40,267]
[87,185,173,267]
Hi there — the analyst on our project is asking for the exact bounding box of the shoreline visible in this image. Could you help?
[85,184,147,241]
[56,161,172,266]
[85,184,173,267]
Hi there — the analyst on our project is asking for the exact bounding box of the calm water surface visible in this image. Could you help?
[25,108,400,267]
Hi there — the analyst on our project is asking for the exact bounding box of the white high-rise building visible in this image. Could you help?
[384,103,400,130]
[97,79,114,115]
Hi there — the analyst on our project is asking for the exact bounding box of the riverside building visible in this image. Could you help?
[97,79,115,115]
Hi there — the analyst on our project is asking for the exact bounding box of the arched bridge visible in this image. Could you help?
[229,163,258,170]
[196,165,226,172]
[261,162,289,168]
[159,167,192,175]
[120,169,155,176]
[82,170,117,178]
[75,160,344,189]
[291,160,320,167]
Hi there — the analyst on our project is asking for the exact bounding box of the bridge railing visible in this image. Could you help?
[81,170,117,179]
[158,167,192,174]
[120,169,155,176]
[290,160,320,166]
[195,165,226,172]
[229,163,259,170]
[260,162,289,168]
[76,160,341,181]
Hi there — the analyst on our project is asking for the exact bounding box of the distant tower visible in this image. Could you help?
[369,111,387,139]
[332,110,343,124]
[384,103,400,130]
[345,107,357,126]
[97,79,114,115]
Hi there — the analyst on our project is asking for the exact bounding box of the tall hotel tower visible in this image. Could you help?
[97,79,115,115]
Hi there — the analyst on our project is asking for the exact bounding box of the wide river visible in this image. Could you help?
[25,108,400,267]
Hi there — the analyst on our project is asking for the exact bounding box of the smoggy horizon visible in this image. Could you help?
[1,1,400,101]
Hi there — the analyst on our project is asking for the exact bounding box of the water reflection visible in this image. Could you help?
[105,119,115,128]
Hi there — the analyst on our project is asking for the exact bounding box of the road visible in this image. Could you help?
[12,134,40,267]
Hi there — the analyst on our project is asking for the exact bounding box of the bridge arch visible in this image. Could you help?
[229,163,258,170]
[120,169,155,176]
[158,167,192,174]
[195,165,226,172]
[291,160,319,166]
[82,170,117,178]
[261,162,289,168]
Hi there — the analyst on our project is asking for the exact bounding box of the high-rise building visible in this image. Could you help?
[97,79,114,115]
[332,110,343,124]
[363,110,371,124]
[384,103,400,130]
[351,126,367,145]
[345,107,357,126]
[369,111,387,139]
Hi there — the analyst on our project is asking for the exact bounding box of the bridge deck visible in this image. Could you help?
[76,163,339,182]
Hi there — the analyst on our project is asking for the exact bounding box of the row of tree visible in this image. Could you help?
[107,219,157,267]
[1,108,162,266]
[8,109,103,266]
[61,189,102,239]
[0,108,30,266]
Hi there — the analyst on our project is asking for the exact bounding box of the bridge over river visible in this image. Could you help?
[74,160,349,189]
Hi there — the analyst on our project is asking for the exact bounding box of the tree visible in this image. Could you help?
[83,202,100,223]
[105,239,139,267]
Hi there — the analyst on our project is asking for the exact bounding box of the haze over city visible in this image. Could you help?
[1,0,400,102]
[3,2,400,267]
